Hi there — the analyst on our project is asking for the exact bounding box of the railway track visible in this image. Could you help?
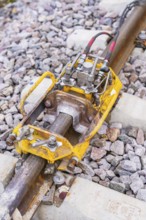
[1,1,146,219]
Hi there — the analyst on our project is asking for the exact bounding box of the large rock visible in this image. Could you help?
[120,160,137,173]
[127,127,138,138]
[33,177,146,220]
[141,155,146,169]
[136,189,146,202]
[120,175,131,190]
[135,146,145,157]
[109,181,125,193]
[94,168,106,180]
[110,140,124,156]
[136,129,144,145]
[90,147,107,161]
[130,156,142,171]
[139,73,146,83]
[107,127,120,142]
[130,178,144,194]
[78,161,95,177]
[110,93,146,131]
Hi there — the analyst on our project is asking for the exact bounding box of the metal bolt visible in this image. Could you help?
[48,136,57,148]
[6,134,16,146]
[53,171,65,185]
[80,104,85,110]
[45,100,52,108]
[44,163,55,175]
[17,126,30,141]
[58,185,69,200]
[56,97,61,102]
[67,157,78,172]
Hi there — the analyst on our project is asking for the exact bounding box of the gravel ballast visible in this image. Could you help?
[1,0,146,203]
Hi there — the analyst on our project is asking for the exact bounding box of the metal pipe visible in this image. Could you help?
[104,3,146,74]
[49,113,73,136]
[0,113,72,218]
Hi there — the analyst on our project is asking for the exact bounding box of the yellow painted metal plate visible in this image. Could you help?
[15,125,74,163]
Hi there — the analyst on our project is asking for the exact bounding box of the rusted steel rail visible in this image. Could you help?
[107,2,146,74]
[0,113,72,219]
[0,2,146,219]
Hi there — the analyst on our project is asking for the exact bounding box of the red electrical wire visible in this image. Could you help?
[83,31,113,55]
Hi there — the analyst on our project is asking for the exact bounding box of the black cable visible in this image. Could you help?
[82,1,141,65]
[118,1,140,29]
[83,32,113,55]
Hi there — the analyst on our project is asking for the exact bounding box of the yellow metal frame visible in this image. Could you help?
[20,71,56,116]
[15,125,74,163]
[62,65,122,160]
[63,86,92,100]
[13,62,122,164]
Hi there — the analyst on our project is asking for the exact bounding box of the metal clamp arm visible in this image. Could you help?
[20,71,56,116]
